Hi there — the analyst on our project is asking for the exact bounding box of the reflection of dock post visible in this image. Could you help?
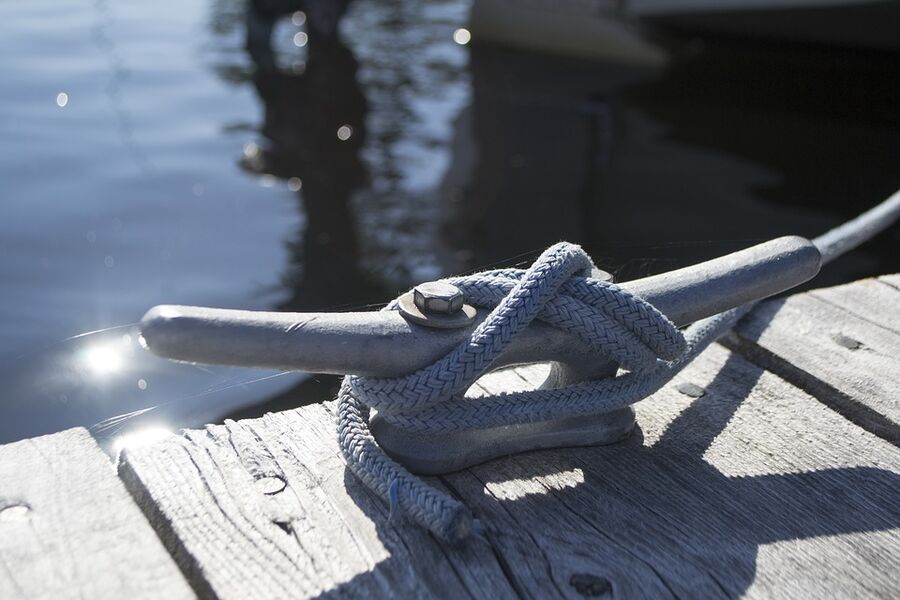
[241,4,385,311]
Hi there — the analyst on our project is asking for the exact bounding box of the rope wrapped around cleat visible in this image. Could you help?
[337,188,900,543]
[338,242,694,542]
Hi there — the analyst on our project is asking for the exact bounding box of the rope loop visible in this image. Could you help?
[338,242,705,542]
[331,191,900,543]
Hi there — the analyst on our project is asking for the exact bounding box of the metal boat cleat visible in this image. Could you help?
[140,236,821,474]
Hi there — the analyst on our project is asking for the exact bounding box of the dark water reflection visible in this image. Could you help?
[443,41,900,281]
[0,0,897,446]
[246,23,378,312]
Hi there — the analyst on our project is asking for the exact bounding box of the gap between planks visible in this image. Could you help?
[0,428,194,600]
[729,274,900,445]
[118,342,900,599]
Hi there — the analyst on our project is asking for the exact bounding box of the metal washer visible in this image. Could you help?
[397,291,477,329]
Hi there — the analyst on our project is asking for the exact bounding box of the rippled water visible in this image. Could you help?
[1,0,897,447]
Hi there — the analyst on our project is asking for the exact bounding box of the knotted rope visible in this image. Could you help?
[337,189,900,543]
[338,242,693,541]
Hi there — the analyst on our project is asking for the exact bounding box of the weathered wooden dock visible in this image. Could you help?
[2,275,898,599]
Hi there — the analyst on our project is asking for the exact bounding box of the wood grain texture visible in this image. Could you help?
[879,274,900,290]
[0,427,194,600]
[732,275,900,441]
[120,345,900,599]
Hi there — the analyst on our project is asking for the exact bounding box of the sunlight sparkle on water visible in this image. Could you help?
[113,426,170,455]
[243,141,260,158]
[260,174,276,187]
[82,343,124,376]
[453,28,471,45]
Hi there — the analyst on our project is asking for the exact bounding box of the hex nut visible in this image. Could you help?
[413,282,465,315]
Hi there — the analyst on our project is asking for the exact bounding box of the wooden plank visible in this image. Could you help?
[118,403,519,598]
[811,277,900,336]
[732,276,900,441]
[120,344,900,598]
[0,427,194,600]
[880,274,900,290]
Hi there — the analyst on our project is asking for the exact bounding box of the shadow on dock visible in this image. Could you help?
[331,343,900,597]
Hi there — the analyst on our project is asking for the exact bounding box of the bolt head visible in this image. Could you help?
[413,282,465,315]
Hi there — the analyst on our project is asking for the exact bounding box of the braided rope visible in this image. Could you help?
[337,188,900,543]
[338,242,698,542]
